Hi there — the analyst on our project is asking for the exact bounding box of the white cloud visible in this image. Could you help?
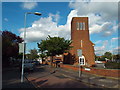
[111,37,120,41]
[49,12,60,22]
[69,1,118,36]
[19,12,71,42]
[94,40,108,55]
[19,1,118,43]
[4,18,8,22]
[94,40,102,44]
[21,2,37,10]
[69,1,118,20]
[113,46,120,54]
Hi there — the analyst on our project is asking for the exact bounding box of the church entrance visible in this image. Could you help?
[79,55,85,65]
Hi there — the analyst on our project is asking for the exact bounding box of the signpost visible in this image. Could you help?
[77,49,82,78]
[19,43,24,53]
[77,49,82,57]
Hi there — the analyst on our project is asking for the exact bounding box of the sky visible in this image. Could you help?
[2,0,120,55]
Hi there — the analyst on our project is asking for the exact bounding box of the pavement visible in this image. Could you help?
[2,66,35,89]
[57,66,120,88]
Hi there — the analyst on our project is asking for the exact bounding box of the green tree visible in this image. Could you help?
[113,54,120,60]
[16,53,23,59]
[95,55,99,61]
[27,48,39,60]
[103,52,112,60]
[2,31,23,66]
[37,35,72,65]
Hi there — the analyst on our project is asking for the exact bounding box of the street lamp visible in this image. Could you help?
[21,12,42,83]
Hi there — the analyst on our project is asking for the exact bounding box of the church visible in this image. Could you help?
[64,17,95,66]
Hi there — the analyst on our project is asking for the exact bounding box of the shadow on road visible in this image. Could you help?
[36,79,48,85]
[2,66,35,88]
[38,79,91,88]
[2,80,34,88]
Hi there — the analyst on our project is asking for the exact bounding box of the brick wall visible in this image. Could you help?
[61,64,120,78]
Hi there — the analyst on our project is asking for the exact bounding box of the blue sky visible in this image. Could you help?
[2,1,119,55]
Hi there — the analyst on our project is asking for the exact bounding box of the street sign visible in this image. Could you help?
[19,43,23,53]
[77,49,82,57]
[19,43,26,53]
[85,68,91,71]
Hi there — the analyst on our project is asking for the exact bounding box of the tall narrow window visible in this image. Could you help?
[83,22,85,30]
[76,22,79,30]
[79,22,83,30]
[76,22,85,30]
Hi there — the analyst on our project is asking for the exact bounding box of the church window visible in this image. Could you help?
[83,22,85,30]
[79,22,83,30]
[76,22,86,30]
[76,22,79,30]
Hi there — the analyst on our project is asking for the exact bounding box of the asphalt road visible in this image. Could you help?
[25,65,98,88]
[3,65,118,89]
[2,66,34,89]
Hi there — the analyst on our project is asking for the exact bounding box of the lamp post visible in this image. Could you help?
[21,12,42,83]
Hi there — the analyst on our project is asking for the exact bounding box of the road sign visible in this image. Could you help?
[77,49,82,57]
[19,43,23,53]
[19,43,26,53]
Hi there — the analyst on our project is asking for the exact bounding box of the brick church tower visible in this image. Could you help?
[69,17,95,66]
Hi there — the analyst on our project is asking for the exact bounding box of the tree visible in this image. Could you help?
[113,54,120,62]
[37,35,72,65]
[2,31,23,66]
[103,52,112,60]
[95,55,99,61]
[27,48,39,60]
[113,54,120,59]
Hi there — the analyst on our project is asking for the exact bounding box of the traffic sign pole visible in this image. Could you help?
[79,59,81,78]
[77,49,82,78]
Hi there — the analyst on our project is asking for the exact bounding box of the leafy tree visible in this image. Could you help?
[37,35,72,65]
[37,41,48,63]
[27,48,39,60]
[95,55,99,61]
[16,53,23,59]
[103,52,112,60]
[113,54,120,60]
[2,31,23,66]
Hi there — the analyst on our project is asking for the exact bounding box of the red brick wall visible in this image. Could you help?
[61,64,120,78]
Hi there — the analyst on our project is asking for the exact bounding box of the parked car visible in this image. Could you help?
[19,60,35,71]
[24,60,35,71]
[33,61,40,66]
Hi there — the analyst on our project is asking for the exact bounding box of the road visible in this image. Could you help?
[2,64,119,89]
[2,66,34,89]
[25,65,98,88]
